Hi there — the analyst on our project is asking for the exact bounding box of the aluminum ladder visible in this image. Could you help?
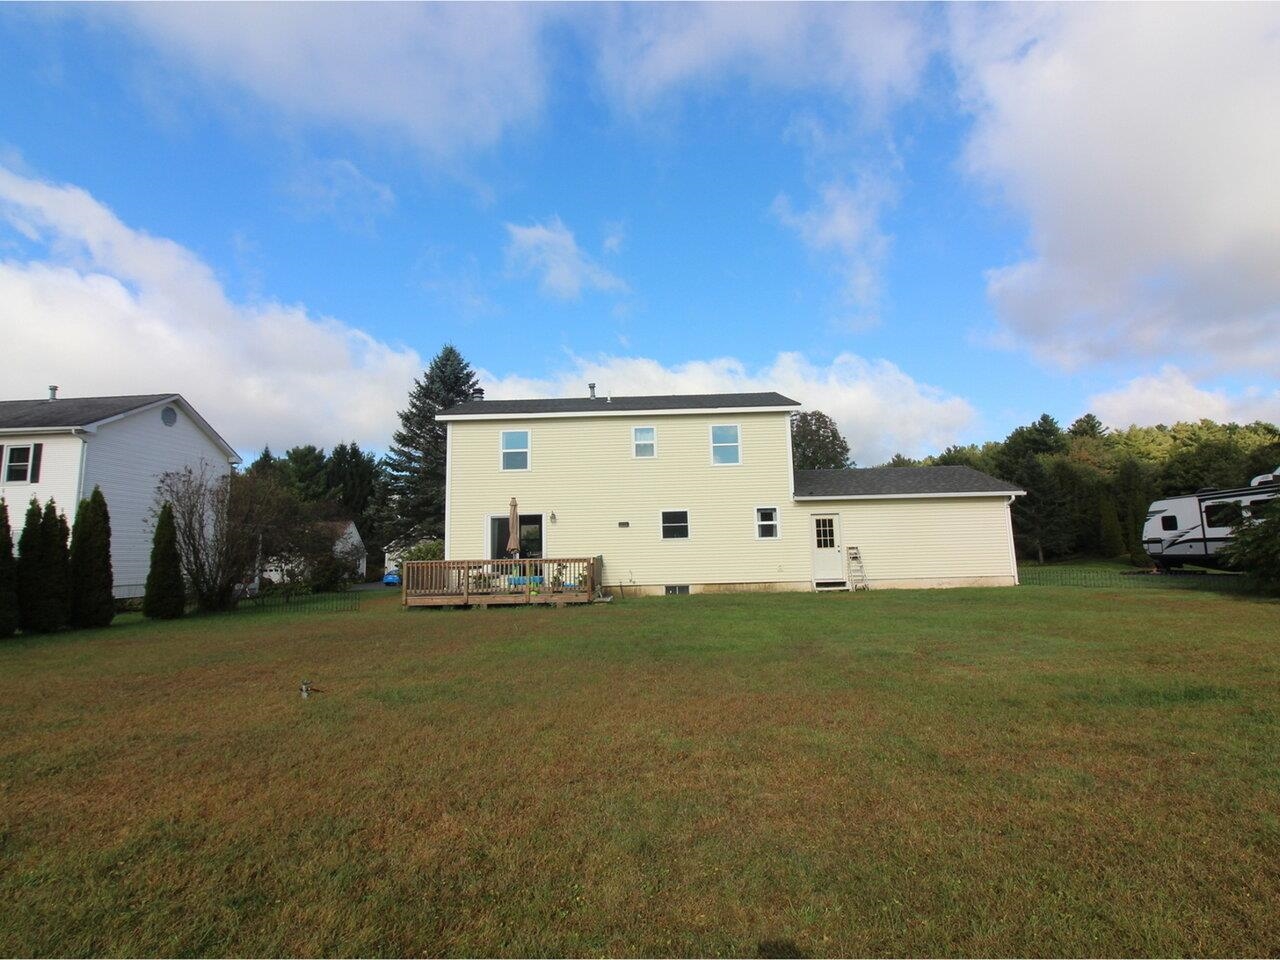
[847,546,871,591]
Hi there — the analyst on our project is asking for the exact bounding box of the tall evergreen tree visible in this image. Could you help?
[0,499,17,638]
[790,411,853,470]
[1068,413,1107,438]
[35,502,72,632]
[15,498,42,633]
[385,344,484,539]
[282,445,329,502]
[325,442,380,521]
[143,502,186,620]
[245,446,285,484]
[68,487,115,629]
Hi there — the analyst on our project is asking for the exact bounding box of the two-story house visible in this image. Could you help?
[0,391,240,597]
[437,390,1023,595]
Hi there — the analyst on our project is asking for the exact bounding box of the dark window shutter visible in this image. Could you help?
[0,445,5,477]
[29,443,43,483]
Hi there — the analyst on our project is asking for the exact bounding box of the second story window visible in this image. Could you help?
[633,426,656,458]
[500,430,530,471]
[4,445,32,483]
[711,424,740,465]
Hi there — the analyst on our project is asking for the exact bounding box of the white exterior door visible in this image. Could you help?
[810,514,845,583]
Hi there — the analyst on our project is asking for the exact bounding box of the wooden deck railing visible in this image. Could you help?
[401,557,598,606]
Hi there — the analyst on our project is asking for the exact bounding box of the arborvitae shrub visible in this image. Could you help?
[69,487,115,629]
[0,499,17,638]
[143,502,186,620]
[16,498,43,633]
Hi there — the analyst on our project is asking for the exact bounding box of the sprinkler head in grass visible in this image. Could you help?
[301,679,312,699]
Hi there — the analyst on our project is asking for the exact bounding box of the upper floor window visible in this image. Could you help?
[756,507,779,539]
[711,424,740,465]
[4,445,32,483]
[633,426,656,459]
[500,430,530,471]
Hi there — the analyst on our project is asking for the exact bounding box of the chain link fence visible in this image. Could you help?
[1018,565,1254,594]
[236,591,362,614]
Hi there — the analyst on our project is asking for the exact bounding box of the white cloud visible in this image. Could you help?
[772,177,893,316]
[286,158,395,234]
[0,166,421,452]
[591,3,931,116]
[110,4,554,157]
[504,217,628,300]
[478,351,974,464]
[1088,367,1280,430]
[950,3,1280,371]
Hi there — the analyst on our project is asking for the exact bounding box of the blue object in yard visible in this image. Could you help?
[383,569,401,586]
[507,575,545,587]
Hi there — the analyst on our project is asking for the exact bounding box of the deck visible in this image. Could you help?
[401,557,599,607]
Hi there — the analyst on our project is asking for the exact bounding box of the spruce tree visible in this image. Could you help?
[144,502,186,619]
[385,344,484,539]
[0,499,17,638]
[69,487,115,629]
[15,498,43,633]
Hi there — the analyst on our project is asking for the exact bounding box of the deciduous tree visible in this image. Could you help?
[790,411,852,470]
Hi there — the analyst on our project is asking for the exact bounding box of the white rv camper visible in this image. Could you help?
[1143,468,1279,569]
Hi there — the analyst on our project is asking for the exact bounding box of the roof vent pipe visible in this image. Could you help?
[588,382,596,399]
[48,385,58,401]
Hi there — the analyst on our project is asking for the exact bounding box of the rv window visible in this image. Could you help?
[1247,498,1273,517]
[1204,502,1243,529]
[1160,515,1178,531]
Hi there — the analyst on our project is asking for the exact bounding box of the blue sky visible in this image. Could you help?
[1,3,1277,463]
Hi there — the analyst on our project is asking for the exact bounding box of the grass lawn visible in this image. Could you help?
[1,587,1278,957]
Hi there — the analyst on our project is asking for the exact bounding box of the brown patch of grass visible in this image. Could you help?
[1,587,1279,955]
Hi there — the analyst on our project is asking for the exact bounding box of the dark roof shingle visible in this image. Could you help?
[794,465,1023,498]
[439,391,799,417]
[0,394,175,430]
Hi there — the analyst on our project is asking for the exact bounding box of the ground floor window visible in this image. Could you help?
[662,510,689,539]
[756,507,779,539]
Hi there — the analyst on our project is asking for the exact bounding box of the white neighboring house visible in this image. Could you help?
[261,519,368,584]
[0,390,240,598]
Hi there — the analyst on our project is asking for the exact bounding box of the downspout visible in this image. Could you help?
[73,429,90,504]
[443,421,453,561]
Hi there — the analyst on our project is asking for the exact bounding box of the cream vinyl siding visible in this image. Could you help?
[0,433,85,522]
[447,411,803,587]
[788,496,1017,585]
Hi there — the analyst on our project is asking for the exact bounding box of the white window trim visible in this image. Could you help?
[3,444,33,484]
[632,425,657,459]
[499,428,531,472]
[709,423,742,467]
[660,508,691,541]
[755,505,781,540]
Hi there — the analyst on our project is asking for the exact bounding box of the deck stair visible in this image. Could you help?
[847,546,871,591]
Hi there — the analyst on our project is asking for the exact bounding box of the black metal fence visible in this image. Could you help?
[1018,565,1254,594]
[236,590,362,614]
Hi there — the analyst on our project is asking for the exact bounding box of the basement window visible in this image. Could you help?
[664,585,690,596]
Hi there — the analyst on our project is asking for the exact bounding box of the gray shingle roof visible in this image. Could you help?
[794,465,1023,498]
[439,391,800,417]
[0,394,175,429]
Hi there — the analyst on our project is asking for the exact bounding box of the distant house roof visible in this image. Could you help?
[794,465,1024,499]
[0,393,239,462]
[438,391,800,420]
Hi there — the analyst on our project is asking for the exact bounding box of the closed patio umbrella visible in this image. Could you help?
[507,497,520,557]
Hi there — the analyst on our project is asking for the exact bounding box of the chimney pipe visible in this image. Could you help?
[588,382,597,399]
[48,385,58,401]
